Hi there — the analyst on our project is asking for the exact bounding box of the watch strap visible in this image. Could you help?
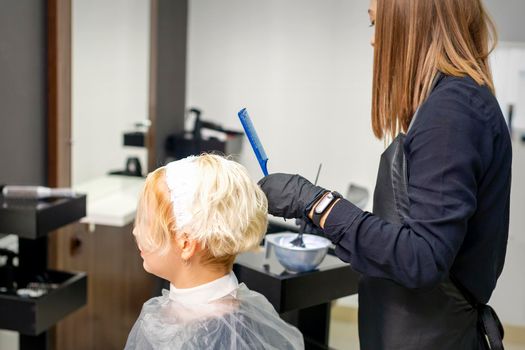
[311,191,342,227]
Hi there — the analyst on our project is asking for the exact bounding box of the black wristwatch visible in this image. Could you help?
[311,191,343,227]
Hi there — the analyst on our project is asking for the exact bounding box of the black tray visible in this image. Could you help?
[0,195,86,239]
[0,269,87,336]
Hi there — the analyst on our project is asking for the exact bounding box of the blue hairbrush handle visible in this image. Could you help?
[238,108,269,176]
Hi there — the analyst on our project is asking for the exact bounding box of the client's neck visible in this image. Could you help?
[170,263,229,289]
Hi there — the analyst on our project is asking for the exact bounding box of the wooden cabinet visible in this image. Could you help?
[51,223,157,350]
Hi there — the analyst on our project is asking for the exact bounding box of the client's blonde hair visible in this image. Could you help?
[134,154,268,269]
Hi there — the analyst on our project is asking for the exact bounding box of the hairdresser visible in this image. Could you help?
[259,0,511,349]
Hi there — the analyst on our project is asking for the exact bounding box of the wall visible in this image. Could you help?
[149,0,188,169]
[0,1,48,347]
[489,43,525,327]
[486,0,525,325]
[484,0,525,327]
[71,0,150,185]
[491,44,525,129]
[484,0,525,43]
[187,0,383,203]
[0,0,47,186]
[490,135,525,326]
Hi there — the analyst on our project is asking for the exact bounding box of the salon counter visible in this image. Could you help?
[73,175,145,227]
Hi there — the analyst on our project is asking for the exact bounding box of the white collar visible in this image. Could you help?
[169,272,239,305]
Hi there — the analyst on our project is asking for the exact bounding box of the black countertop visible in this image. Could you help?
[234,248,360,313]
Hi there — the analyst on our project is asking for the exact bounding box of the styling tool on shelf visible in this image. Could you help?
[1,185,77,199]
[289,163,323,248]
[237,108,269,176]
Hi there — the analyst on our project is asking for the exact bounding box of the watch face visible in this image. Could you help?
[315,193,334,214]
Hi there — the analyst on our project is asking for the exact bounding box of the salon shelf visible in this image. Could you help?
[124,131,146,147]
[234,250,359,314]
[0,195,86,239]
[0,269,87,336]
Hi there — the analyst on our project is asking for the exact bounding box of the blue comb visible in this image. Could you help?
[238,108,269,176]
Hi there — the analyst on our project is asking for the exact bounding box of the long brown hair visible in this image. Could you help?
[372,0,497,140]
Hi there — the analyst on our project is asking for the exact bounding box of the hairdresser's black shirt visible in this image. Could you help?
[324,75,512,303]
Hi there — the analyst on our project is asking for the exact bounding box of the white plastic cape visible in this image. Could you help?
[125,283,304,350]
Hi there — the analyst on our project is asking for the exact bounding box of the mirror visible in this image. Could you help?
[71,0,150,186]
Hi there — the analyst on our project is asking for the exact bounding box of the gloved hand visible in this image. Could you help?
[258,173,327,219]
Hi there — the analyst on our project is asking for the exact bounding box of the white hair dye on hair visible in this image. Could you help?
[165,156,198,232]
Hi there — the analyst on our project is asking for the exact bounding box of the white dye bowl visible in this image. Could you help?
[265,232,332,273]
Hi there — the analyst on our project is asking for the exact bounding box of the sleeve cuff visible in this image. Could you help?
[323,199,363,244]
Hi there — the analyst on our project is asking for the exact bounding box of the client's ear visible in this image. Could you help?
[174,233,199,261]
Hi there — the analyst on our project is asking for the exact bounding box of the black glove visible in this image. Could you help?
[295,218,325,235]
[258,173,327,219]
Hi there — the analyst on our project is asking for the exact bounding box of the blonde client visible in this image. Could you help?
[125,154,304,349]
